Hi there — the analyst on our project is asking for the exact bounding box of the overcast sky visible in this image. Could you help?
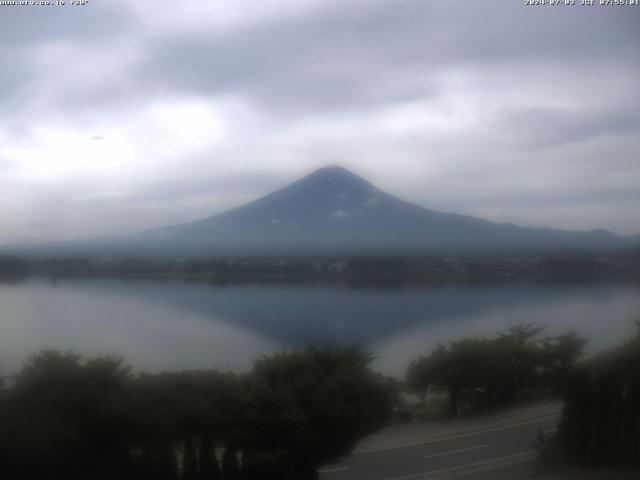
[1,0,639,246]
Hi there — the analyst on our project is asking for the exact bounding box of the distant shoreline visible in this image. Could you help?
[3,252,638,286]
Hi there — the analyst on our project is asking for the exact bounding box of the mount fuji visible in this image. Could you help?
[132,167,637,254]
[17,166,639,256]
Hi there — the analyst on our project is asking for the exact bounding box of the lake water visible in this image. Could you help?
[1,277,639,377]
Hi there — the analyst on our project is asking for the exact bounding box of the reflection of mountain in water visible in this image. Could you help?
[61,278,638,348]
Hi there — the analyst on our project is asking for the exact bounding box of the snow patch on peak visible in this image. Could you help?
[330,210,350,219]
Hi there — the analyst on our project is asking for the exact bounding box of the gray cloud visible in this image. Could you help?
[0,0,639,244]
[0,3,130,45]
[132,0,639,115]
[127,171,288,205]
[499,105,640,150]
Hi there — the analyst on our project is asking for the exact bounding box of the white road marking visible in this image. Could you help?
[423,444,488,459]
[382,451,536,480]
[543,428,557,435]
[354,413,560,455]
[457,451,537,477]
[318,466,351,474]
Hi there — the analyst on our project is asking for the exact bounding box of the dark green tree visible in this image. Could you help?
[2,347,394,479]
[183,435,199,480]
[241,348,393,479]
[407,325,586,416]
[129,373,181,480]
[560,322,640,467]
[0,373,8,473]
[221,446,241,480]
[198,433,220,480]
[539,330,587,392]
[6,351,134,480]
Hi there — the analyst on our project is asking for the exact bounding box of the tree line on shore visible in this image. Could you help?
[3,252,639,283]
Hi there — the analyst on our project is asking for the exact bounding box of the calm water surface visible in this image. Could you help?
[1,277,639,376]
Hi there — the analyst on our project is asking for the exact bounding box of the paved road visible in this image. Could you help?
[319,413,560,480]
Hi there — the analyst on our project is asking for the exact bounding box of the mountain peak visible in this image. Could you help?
[308,165,355,176]
[297,165,374,192]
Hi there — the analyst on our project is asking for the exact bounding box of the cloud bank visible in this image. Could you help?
[1,0,638,245]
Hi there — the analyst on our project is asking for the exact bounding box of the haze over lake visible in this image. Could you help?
[2,277,638,377]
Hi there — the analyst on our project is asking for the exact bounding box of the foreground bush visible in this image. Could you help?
[559,324,640,468]
[242,348,392,479]
[0,347,392,480]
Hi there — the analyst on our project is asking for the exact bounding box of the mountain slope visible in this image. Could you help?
[15,166,638,256]
[131,166,632,255]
